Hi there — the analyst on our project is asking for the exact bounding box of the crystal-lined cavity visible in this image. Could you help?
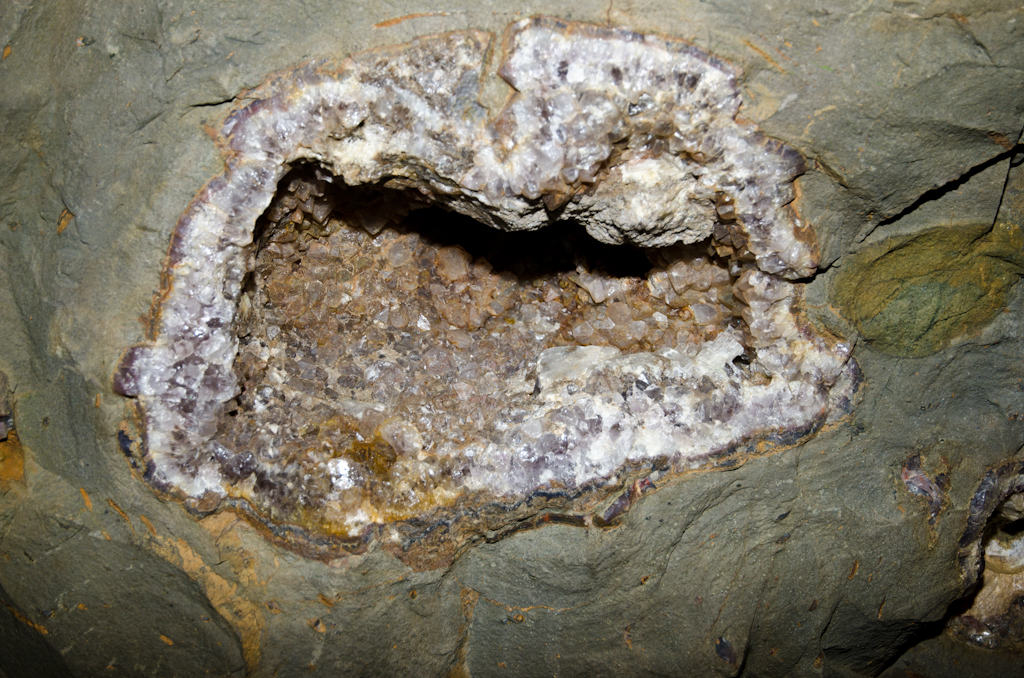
[115,18,857,553]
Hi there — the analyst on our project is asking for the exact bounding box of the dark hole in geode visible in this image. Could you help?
[982,492,1024,553]
[1001,517,1024,538]
[246,167,659,285]
[404,207,654,281]
[213,163,756,533]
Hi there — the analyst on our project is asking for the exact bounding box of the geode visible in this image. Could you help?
[114,17,858,565]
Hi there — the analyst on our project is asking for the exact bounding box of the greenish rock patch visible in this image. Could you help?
[833,221,1024,357]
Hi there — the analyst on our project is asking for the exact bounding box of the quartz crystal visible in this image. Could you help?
[114,18,858,557]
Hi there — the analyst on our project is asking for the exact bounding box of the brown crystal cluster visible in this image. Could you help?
[215,169,760,535]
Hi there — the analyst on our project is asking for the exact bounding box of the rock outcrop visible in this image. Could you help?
[0,1,1021,676]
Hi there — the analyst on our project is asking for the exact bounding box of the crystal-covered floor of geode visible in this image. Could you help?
[205,169,853,538]
[217,172,767,533]
[114,17,858,549]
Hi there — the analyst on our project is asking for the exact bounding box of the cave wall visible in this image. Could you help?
[0,1,1022,676]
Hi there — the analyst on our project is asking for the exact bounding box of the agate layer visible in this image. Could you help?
[114,18,858,558]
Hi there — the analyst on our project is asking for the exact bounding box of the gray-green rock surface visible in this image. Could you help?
[1,1,1022,676]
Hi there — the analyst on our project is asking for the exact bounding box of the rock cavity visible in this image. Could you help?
[114,18,858,561]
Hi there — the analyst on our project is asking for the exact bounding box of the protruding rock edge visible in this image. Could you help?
[958,460,1024,590]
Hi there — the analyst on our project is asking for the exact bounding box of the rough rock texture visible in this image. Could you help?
[0,1,1022,677]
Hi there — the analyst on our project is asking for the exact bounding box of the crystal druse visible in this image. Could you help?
[114,17,858,559]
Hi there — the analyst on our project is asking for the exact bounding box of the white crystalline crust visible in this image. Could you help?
[115,19,854,529]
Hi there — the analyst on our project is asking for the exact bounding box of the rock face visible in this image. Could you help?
[0,2,1022,677]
